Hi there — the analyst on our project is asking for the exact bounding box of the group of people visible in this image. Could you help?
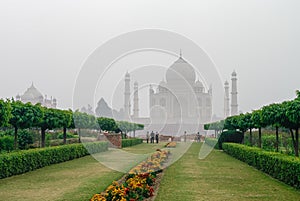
[146,131,159,144]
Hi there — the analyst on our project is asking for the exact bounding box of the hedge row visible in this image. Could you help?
[122,138,143,148]
[0,141,108,179]
[223,143,300,189]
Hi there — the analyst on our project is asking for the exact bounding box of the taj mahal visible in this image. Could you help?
[118,53,238,135]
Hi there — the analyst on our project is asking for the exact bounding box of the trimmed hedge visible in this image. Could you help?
[122,138,143,148]
[223,143,300,189]
[0,141,108,179]
[218,130,243,149]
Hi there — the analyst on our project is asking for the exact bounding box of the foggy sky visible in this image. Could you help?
[1,0,300,117]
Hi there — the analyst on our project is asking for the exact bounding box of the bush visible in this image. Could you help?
[218,130,243,149]
[223,143,300,189]
[122,138,143,148]
[0,141,108,179]
[18,129,34,150]
[0,136,14,152]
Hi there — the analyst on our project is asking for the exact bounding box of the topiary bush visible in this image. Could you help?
[0,136,14,152]
[223,143,300,189]
[217,130,243,149]
[122,138,143,148]
[0,141,108,179]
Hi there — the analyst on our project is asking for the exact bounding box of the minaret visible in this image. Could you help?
[149,84,154,108]
[124,72,131,120]
[231,71,238,115]
[133,81,139,118]
[224,81,230,117]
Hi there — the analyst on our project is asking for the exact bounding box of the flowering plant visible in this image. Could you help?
[91,150,169,201]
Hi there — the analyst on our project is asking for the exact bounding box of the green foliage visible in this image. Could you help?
[17,129,33,150]
[0,142,108,179]
[97,117,117,132]
[0,99,12,127]
[223,143,300,189]
[218,130,243,149]
[0,136,14,152]
[121,138,143,148]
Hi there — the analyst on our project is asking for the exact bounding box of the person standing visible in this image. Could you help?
[150,131,155,143]
[155,132,159,144]
[197,132,200,143]
[146,131,149,143]
[184,131,187,142]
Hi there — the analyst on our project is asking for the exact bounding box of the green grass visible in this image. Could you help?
[0,142,164,201]
[156,143,300,201]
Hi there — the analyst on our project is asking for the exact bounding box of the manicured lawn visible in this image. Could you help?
[156,143,300,201]
[0,142,164,201]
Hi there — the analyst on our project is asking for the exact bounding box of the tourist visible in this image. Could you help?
[184,131,187,142]
[197,132,200,142]
[155,132,159,143]
[150,131,155,143]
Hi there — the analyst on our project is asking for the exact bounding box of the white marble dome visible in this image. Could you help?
[166,57,196,83]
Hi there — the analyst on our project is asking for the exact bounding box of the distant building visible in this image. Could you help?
[16,83,57,108]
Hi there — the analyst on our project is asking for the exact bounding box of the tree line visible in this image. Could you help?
[205,90,300,157]
[0,99,144,149]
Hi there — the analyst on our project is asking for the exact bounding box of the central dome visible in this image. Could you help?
[166,57,196,83]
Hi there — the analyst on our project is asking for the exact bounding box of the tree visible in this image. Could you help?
[73,110,91,143]
[9,101,43,149]
[39,108,63,147]
[0,99,11,127]
[261,103,284,152]
[251,110,265,148]
[237,114,249,143]
[97,117,117,132]
[284,100,300,157]
[244,112,254,146]
[60,110,73,144]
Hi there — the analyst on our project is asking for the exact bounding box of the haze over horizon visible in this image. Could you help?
[1,0,300,118]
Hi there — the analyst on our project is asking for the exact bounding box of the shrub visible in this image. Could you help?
[122,138,143,148]
[0,141,108,179]
[218,130,243,149]
[0,136,14,152]
[223,143,300,189]
[18,129,34,150]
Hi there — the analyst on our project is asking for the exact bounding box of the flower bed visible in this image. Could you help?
[91,149,170,201]
[165,142,176,148]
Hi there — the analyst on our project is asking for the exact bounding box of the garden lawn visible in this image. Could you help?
[0,142,164,201]
[156,143,300,201]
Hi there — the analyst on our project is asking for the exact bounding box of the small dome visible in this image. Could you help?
[21,83,43,100]
[224,80,229,85]
[125,71,130,77]
[166,57,196,84]
[194,80,204,88]
[159,80,167,87]
[232,70,237,76]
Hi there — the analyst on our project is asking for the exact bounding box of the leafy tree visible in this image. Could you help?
[60,110,73,144]
[224,115,239,131]
[0,99,12,128]
[261,103,284,152]
[97,117,117,132]
[251,110,266,148]
[243,113,254,146]
[73,110,91,143]
[284,100,300,157]
[9,101,43,149]
[39,108,63,147]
